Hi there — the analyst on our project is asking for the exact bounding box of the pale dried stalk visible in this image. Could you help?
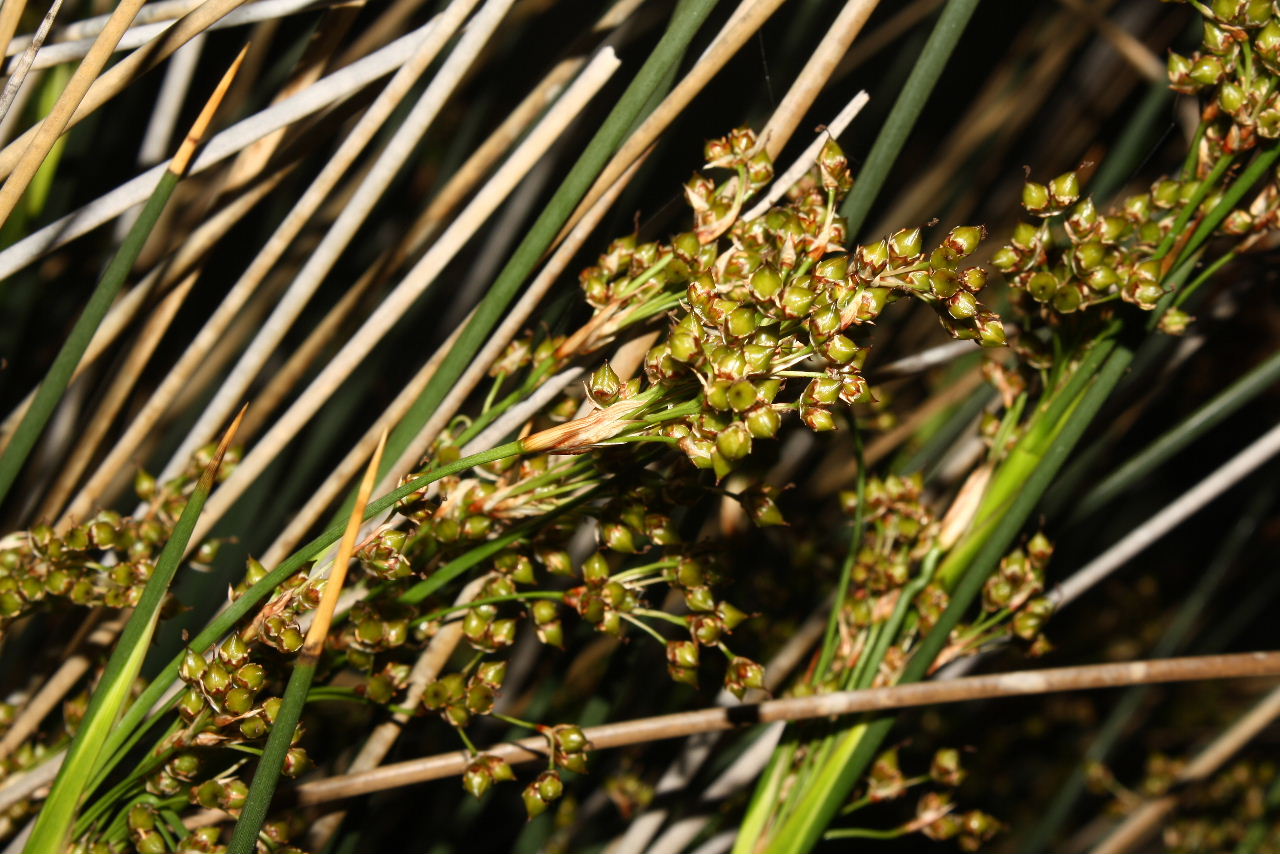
[0,0,149,226]
[59,173,294,521]
[835,0,944,77]
[40,273,200,522]
[303,576,487,848]
[0,16,434,279]
[0,0,26,61]
[1091,684,1280,854]
[394,0,647,262]
[292,651,1280,805]
[0,0,258,182]
[1054,418,1280,609]
[188,47,622,548]
[334,0,430,67]
[0,0,60,127]
[375,151,648,496]
[258,317,468,567]
[0,616,125,761]
[222,0,365,189]
[238,270,375,439]
[757,0,880,160]
[558,0,790,243]
[5,0,320,68]
[154,0,482,485]
[1058,0,1164,83]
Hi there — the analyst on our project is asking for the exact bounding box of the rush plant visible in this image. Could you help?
[0,2,1277,854]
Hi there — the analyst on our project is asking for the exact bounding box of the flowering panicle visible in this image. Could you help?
[527,128,1004,483]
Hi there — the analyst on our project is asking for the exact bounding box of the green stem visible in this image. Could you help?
[816,418,864,681]
[838,0,982,237]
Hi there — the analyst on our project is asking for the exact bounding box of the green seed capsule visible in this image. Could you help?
[219,634,250,667]
[1188,54,1224,87]
[945,225,984,258]
[780,282,816,318]
[667,640,700,669]
[201,662,232,695]
[726,307,759,338]
[234,662,266,691]
[746,405,781,439]
[589,362,621,405]
[180,649,207,682]
[930,268,959,298]
[887,227,922,260]
[1026,271,1058,302]
[492,618,518,647]
[947,291,978,320]
[821,334,858,365]
[685,586,717,613]
[749,265,784,300]
[224,687,255,716]
[668,331,699,362]
[1052,283,1082,313]
[716,423,752,461]
[1022,181,1050,213]
[1048,171,1080,206]
[728,380,756,412]
[571,552,609,590]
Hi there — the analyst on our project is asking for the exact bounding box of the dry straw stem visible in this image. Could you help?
[556,0,789,244]
[301,431,386,659]
[1057,0,1165,83]
[393,0,647,263]
[0,0,27,61]
[0,0,150,227]
[1054,418,1280,608]
[1091,684,1280,854]
[132,33,205,173]
[55,168,292,521]
[0,0,63,127]
[238,268,376,439]
[378,153,648,496]
[221,0,365,189]
[2,0,318,69]
[812,366,985,496]
[291,651,1280,805]
[154,0,481,483]
[39,272,199,521]
[0,615,124,762]
[835,0,944,77]
[188,46,622,547]
[0,15,437,279]
[757,0,880,161]
[0,168,287,461]
[872,3,1094,235]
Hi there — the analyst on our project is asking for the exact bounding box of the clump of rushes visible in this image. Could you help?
[997,0,1280,357]
[0,448,238,624]
[525,128,1004,480]
[2,127,1002,845]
